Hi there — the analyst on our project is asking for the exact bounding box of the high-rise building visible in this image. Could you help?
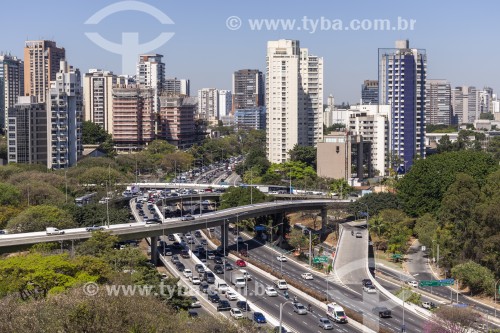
[0,54,24,130]
[165,78,190,96]
[47,60,83,169]
[83,69,122,134]
[235,106,266,130]
[425,79,451,125]
[361,80,379,105]
[479,87,493,115]
[379,39,426,170]
[112,85,155,146]
[198,88,219,124]
[7,96,47,165]
[266,39,324,164]
[218,90,232,118]
[24,40,65,103]
[232,69,264,114]
[137,54,165,114]
[452,86,478,124]
[158,95,196,148]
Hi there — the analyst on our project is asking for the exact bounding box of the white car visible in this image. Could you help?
[407,280,419,288]
[265,286,278,297]
[183,269,193,278]
[363,285,377,294]
[276,255,287,262]
[301,272,313,280]
[190,276,201,285]
[226,290,238,301]
[230,308,243,319]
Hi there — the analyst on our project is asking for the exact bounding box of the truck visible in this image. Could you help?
[274,279,288,290]
[46,227,65,235]
[122,184,140,197]
[326,302,348,323]
[231,273,246,288]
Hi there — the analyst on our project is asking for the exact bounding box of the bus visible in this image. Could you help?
[75,192,97,207]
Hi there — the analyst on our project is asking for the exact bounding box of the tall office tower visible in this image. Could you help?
[112,85,155,146]
[165,78,190,96]
[47,60,83,169]
[479,87,493,115]
[218,90,232,118]
[198,88,219,124]
[7,96,47,165]
[232,69,264,114]
[452,86,478,124]
[266,39,324,164]
[137,54,165,113]
[425,79,452,125]
[158,95,196,148]
[24,40,65,103]
[361,80,379,105]
[379,39,426,169]
[83,69,120,134]
[0,54,24,130]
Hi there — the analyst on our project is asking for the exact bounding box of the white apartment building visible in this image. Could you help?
[47,60,82,169]
[137,54,165,114]
[348,104,391,176]
[165,77,190,96]
[198,88,219,124]
[0,54,24,130]
[218,90,232,118]
[266,39,323,164]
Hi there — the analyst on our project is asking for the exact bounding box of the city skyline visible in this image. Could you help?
[1,0,499,103]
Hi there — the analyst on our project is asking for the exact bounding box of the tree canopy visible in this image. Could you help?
[6,205,76,233]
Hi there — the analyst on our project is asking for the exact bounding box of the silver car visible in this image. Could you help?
[318,317,333,330]
[293,302,307,315]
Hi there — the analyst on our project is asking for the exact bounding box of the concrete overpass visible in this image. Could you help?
[0,199,351,255]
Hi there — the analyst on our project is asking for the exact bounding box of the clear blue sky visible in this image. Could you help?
[2,0,499,103]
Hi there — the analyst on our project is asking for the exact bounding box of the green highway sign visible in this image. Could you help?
[419,279,454,287]
[313,256,329,263]
[391,254,403,259]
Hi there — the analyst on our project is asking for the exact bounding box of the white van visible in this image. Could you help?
[215,280,229,294]
[46,227,64,235]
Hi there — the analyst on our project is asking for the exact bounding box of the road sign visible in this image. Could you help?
[439,278,455,286]
[420,279,454,287]
[391,254,403,259]
[313,256,329,263]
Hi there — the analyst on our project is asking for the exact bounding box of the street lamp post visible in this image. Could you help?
[236,214,239,254]
[279,301,294,333]
[308,231,313,267]
[495,279,500,318]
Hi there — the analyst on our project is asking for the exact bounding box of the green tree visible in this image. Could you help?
[329,178,352,199]
[487,136,500,161]
[348,192,400,216]
[77,166,123,188]
[0,135,7,160]
[397,150,498,217]
[67,203,130,227]
[288,144,317,169]
[0,182,21,205]
[287,228,309,252]
[6,205,76,233]
[17,181,66,206]
[413,213,438,249]
[436,134,455,153]
[219,186,267,209]
[76,231,119,257]
[82,121,110,144]
[451,261,495,295]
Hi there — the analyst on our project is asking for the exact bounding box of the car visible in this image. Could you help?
[171,255,180,264]
[208,291,220,303]
[355,232,362,238]
[172,242,182,249]
[236,300,251,312]
[277,255,287,262]
[224,263,233,271]
[183,269,193,278]
[235,259,247,267]
[168,234,175,241]
[187,238,195,244]
[253,312,267,324]
[204,271,216,284]
[207,251,215,260]
[273,327,288,333]
[318,317,334,330]
[373,306,392,318]
[195,264,205,273]
[214,264,224,274]
[407,280,419,288]
[230,308,243,319]
[162,246,172,256]
[217,300,231,311]
[239,249,248,257]
[363,285,377,294]
[181,214,195,221]
[422,301,437,309]
[189,276,201,285]
[194,230,202,238]
[235,236,244,243]
[146,218,160,224]
[187,310,198,317]
[175,262,185,272]
[238,269,252,281]
[190,296,201,308]
[293,302,307,315]
[86,225,105,232]
[361,279,373,287]
[199,281,209,293]
[265,286,278,297]
[214,256,223,264]
[301,273,313,280]
[226,290,238,301]
[181,250,190,258]
[200,239,208,246]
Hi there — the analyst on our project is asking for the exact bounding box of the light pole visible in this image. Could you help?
[495,279,500,318]
[308,230,313,267]
[236,214,240,254]
[361,202,369,224]
[400,272,406,332]
[279,301,294,333]
[250,169,253,205]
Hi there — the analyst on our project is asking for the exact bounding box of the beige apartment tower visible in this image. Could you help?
[24,40,65,103]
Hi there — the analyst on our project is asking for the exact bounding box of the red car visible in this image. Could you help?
[235,259,247,267]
